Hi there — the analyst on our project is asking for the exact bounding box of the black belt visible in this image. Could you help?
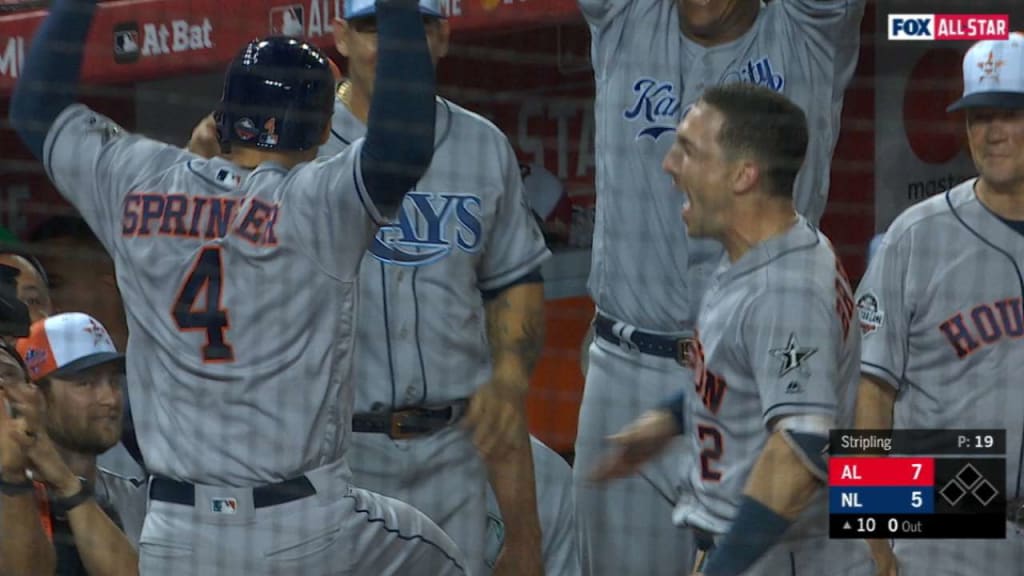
[593,313,693,365]
[352,399,469,440]
[149,475,316,509]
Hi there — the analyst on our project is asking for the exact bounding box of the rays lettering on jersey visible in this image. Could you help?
[939,298,1024,359]
[623,78,681,141]
[121,192,279,247]
[722,56,785,92]
[369,191,483,266]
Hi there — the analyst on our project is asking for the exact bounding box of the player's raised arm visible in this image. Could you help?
[358,0,437,217]
[576,0,638,28]
[8,0,97,161]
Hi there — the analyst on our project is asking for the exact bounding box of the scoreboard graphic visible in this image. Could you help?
[828,429,1007,539]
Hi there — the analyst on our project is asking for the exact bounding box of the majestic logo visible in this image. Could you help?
[857,293,885,335]
[369,192,483,266]
[722,57,785,92]
[623,78,681,141]
[769,333,817,378]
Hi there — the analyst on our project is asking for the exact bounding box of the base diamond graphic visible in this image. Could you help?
[939,479,967,506]
[955,463,982,490]
[972,479,998,506]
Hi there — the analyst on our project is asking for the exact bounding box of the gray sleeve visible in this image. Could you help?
[476,139,551,292]
[781,0,866,89]
[281,139,382,281]
[856,231,910,390]
[42,104,189,252]
[743,288,842,426]
[577,0,636,27]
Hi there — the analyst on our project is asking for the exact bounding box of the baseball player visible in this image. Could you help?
[9,1,467,574]
[593,83,872,576]
[484,435,581,575]
[327,2,550,573]
[572,1,865,573]
[855,34,1024,576]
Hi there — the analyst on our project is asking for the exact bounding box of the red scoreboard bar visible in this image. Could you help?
[829,457,935,486]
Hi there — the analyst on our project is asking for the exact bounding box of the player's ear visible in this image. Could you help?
[432,20,451,60]
[332,18,351,57]
[732,159,759,196]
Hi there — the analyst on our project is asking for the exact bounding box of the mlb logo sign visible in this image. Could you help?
[113,21,141,63]
[889,14,1009,41]
[270,5,305,37]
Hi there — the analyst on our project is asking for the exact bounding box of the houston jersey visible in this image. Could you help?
[675,218,860,541]
[321,97,551,409]
[43,104,385,485]
[858,179,1024,501]
[580,0,864,331]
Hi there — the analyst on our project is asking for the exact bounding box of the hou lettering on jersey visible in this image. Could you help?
[939,298,1024,359]
[888,14,1009,41]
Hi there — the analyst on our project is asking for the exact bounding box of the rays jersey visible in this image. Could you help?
[581,0,864,331]
[674,218,860,543]
[42,104,387,485]
[321,96,551,410]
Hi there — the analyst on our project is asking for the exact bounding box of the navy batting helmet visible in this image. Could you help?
[216,36,335,152]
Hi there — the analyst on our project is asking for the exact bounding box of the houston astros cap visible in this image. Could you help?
[948,32,1024,112]
[344,0,445,20]
[17,312,124,382]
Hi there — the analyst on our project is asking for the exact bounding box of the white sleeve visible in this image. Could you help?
[279,139,383,280]
[42,104,190,252]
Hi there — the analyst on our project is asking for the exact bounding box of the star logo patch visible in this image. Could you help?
[769,333,817,378]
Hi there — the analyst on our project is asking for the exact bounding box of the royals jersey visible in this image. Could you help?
[321,97,551,410]
[858,179,1024,502]
[580,0,864,331]
[43,104,386,485]
[674,218,860,541]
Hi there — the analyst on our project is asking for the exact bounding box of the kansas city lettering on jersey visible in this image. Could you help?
[939,298,1024,358]
[721,57,786,92]
[623,78,681,141]
[121,192,279,247]
[370,191,482,266]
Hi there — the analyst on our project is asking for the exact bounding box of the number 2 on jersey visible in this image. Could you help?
[697,424,724,481]
[173,246,234,362]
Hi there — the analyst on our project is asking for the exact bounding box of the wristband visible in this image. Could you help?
[0,477,34,496]
[702,496,792,576]
[52,478,94,516]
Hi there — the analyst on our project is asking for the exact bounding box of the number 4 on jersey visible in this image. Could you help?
[173,246,234,362]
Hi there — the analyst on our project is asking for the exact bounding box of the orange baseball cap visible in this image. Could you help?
[16,313,124,382]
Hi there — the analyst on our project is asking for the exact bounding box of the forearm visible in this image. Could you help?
[854,375,896,430]
[703,432,820,576]
[9,0,99,160]
[361,0,437,210]
[484,282,546,395]
[485,437,543,541]
[0,479,56,576]
[67,501,139,576]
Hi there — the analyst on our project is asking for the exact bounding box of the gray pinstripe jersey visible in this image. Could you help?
[580,0,864,331]
[674,218,859,538]
[858,179,1024,502]
[321,97,551,409]
[43,104,384,485]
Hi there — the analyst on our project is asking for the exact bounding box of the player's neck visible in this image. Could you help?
[722,200,798,263]
[338,79,370,124]
[225,147,316,171]
[679,3,759,47]
[975,177,1024,221]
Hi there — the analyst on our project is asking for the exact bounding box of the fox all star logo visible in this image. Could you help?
[369,192,483,266]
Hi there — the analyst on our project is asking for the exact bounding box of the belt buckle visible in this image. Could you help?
[676,338,696,368]
[388,410,421,440]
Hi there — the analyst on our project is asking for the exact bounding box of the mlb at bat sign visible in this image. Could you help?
[872,0,1023,232]
[0,0,579,89]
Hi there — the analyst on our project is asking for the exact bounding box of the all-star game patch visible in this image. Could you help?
[857,292,885,335]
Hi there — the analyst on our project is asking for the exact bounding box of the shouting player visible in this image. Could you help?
[572,0,865,573]
[855,34,1024,576]
[9,1,466,574]
[592,84,872,576]
[328,2,549,573]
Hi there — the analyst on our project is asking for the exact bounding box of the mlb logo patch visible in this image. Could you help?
[269,5,305,37]
[211,498,238,514]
